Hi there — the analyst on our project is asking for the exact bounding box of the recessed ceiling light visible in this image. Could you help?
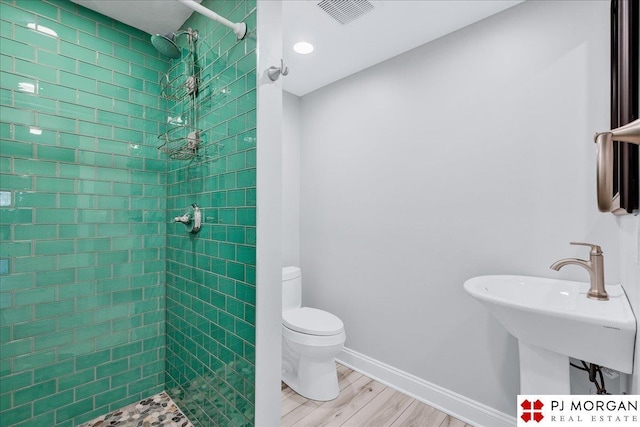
[293,42,314,55]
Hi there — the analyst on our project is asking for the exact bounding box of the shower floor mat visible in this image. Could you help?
[78,391,193,427]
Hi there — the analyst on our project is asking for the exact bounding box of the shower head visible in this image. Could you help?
[150,29,198,59]
[151,34,181,58]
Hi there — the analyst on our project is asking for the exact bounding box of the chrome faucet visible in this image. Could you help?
[550,242,608,301]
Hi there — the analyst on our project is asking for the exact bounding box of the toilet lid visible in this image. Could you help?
[282,307,344,336]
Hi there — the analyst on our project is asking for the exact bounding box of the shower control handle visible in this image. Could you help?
[174,213,191,224]
[173,204,202,234]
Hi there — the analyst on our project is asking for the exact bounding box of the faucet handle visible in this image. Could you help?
[569,242,603,255]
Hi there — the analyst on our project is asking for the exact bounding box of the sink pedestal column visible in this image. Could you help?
[519,342,570,394]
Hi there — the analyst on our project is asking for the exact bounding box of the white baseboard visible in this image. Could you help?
[336,347,516,427]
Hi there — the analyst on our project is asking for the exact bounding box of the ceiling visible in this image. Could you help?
[71,0,201,36]
[72,0,524,97]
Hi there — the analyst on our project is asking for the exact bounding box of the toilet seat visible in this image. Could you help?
[282,325,346,347]
[282,307,344,336]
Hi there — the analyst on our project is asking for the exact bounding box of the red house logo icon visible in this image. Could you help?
[521,399,544,423]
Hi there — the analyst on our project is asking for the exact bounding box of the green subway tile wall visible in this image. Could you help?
[0,1,169,425]
[164,1,257,426]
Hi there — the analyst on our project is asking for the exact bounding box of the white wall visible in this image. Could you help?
[619,215,640,393]
[255,1,283,425]
[283,92,301,267]
[290,0,624,418]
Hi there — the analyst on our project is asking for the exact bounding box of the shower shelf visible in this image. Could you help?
[158,126,201,160]
[160,59,199,101]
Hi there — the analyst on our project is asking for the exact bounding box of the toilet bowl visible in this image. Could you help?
[282,266,346,401]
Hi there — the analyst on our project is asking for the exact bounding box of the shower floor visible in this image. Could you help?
[78,392,193,427]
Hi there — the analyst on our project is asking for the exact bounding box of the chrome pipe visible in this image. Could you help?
[176,0,247,40]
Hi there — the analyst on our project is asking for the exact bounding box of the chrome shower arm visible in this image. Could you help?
[595,118,640,213]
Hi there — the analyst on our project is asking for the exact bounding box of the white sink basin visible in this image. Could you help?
[464,275,636,393]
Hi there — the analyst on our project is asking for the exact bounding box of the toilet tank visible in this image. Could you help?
[282,266,302,312]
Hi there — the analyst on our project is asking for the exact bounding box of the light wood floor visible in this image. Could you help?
[281,364,473,427]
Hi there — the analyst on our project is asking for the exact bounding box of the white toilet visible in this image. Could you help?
[281,266,346,401]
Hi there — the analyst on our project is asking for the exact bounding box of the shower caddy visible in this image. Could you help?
[157,28,202,160]
[153,0,248,160]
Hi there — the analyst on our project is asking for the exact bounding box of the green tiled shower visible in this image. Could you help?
[0,0,257,426]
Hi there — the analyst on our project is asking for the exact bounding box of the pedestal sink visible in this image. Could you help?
[464,275,636,394]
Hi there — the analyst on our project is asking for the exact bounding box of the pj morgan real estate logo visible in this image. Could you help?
[517,395,640,426]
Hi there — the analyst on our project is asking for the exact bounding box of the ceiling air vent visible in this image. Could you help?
[317,0,375,25]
